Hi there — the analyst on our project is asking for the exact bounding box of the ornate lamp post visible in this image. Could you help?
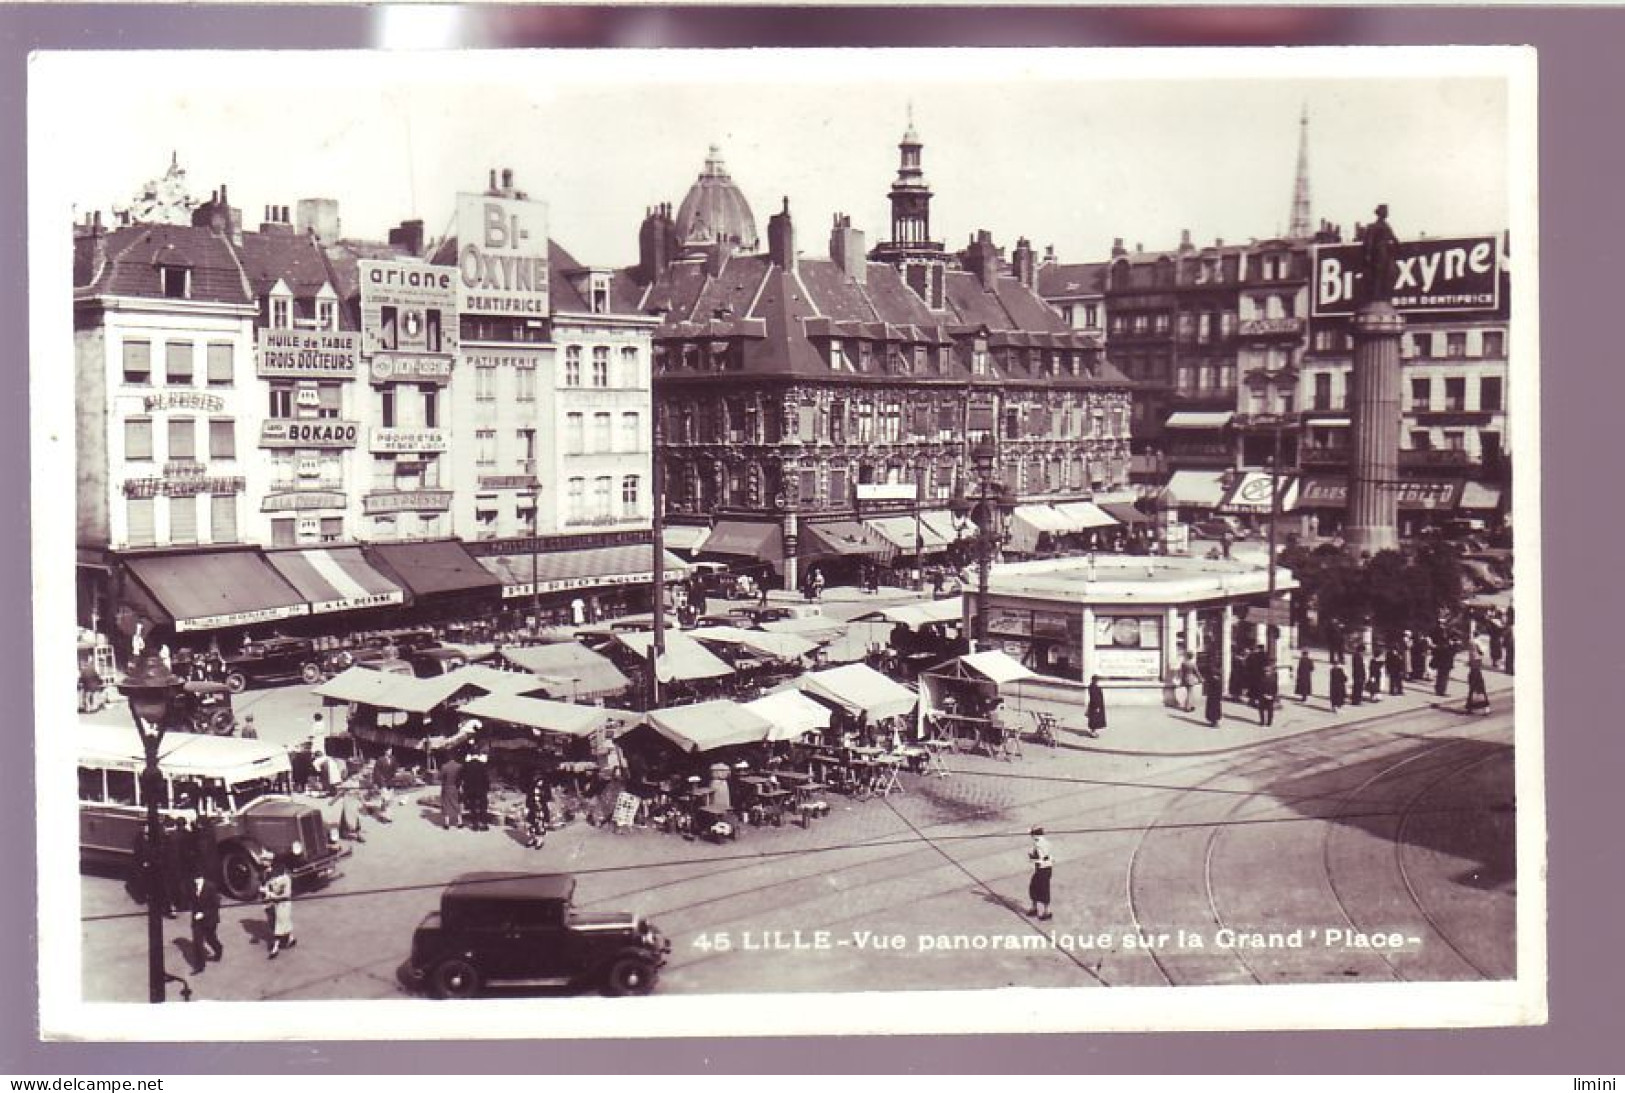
[117,651,184,1004]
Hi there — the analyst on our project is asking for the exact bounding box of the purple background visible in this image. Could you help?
[2,5,1615,1075]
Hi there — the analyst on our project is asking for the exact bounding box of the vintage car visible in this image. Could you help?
[322,645,415,678]
[408,647,470,678]
[222,637,325,694]
[167,680,236,735]
[408,872,670,999]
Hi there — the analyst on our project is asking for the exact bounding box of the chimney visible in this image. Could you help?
[1215,237,1224,248]
[296,198,341,245]
[1111,237,1127,259]
[638,203,679,284]
[1043,244,1056,265]
[1135,242,1144,254]
[964,229,999,290]
[1179,228,1194,253]
[705,238,734,277]
[1012,237,1036,288]
[767,196,795,270]
[388,218,426,257]
[488,169,498,194]
[829,213,866,286]
[259,204,294,235]
[192,183,242,242]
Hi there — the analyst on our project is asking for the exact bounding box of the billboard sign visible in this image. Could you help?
[455,193,550,318]
[257,330,361,378]
[358,260,458,357]
[260,420,361,449]
[1312,236,1501,317]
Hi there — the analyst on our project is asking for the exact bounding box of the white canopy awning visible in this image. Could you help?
[800,663,918,721]
[660,525,713,553]
[613,630,736,682]
[741,690,834,743]
[688,626,818,663]
[1166,411,1235,429]
[1166,469,1229,507]
[645,699,773,753]
[1051,500,1119,530]
[459,693,609,738]
[865,598,963,630]
[958,650,1038,685]
[863,515,955,553]
[760,616,847,646]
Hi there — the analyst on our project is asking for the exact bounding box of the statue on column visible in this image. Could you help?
[1358,204,1399,305]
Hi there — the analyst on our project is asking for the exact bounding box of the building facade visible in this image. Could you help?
[638,127,1135,589]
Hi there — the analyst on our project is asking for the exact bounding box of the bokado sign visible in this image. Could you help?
[1312,236,1502,317]
[456,193,550,318]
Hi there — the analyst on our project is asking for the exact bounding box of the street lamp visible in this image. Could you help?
[117,650,184,1004]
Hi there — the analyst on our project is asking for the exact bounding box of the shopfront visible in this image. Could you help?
[119,547,311,651]
[474,541,690,629]
[971,553,1298,704]
[1295,477,1464,540]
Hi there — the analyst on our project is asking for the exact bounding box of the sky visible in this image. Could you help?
[37,48,1520,270]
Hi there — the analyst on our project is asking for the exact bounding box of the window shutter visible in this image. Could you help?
[169,496,197,544]
[168,419,195,461]
[209,419,235,460]
[210,494,237,542]
[127,498,155,547]
[165,342,194,385]
[124,419,153,461]
[206,343,233,385]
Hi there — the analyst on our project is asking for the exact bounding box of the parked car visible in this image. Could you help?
[222,637,325,694]
[1192,517,1248,541]
[322,645,415,678]
[166,680,236,735]
[408,872,670,999]
[752,604,824,623]
[409,647,471,678]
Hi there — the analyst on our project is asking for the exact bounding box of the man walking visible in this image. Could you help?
[461,751,491,832]
[1085,676,1107,739]
[188,872,224,974]
[1329,661,1348,714]
[1433,635,1455,697]
[1175,650,1198,713]
[1026,826,1054,921]
[1294,650,1314,703]
[1350,645,1367,707]
[1203,667,1223,728]
[1386,644,1406,696]
[1255,662,1278,726]
[438,751,464,830]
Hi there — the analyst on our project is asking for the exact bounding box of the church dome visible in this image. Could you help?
[675,146,758,253]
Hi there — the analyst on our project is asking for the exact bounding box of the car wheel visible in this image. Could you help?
[209,710,235,736]
[430,958,482,1000]
[219,845,263,902]
[603,956,658,997]
[224,672,248,695]
[300,662,323,685]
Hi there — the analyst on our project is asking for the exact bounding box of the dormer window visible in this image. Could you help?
[590,272,612,315]
[159,266,190,299]
[270,296,292,329]
[317,299,337,331]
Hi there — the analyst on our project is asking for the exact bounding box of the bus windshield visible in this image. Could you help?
[228,773,292,812]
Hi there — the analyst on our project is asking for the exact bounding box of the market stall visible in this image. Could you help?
[488,641,631,701]
[918,650,1039,756]
[741,689,834,744]
[798,663,919,752]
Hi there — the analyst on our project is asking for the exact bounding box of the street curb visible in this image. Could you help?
[1032,680,1519,759]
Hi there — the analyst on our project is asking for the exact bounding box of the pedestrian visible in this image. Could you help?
[812,568,825,602]
[438,751,464,830]
[308,711,328,753]
[1367,647,1384,702]
[1176,651,1198,713]
[1294,650,1314,703]
[523,777,552,849]
[1256,662,1278,726]
[160,819,191,919]
[1202,668,1223,728]
[1433,640,1454,697]
[1472,628,1491,667]
[757,577,771,608]
[1386,644,1406,696]
[1327,624,1345,665]
[336,784,365,843]
[238,713,258,740]
[1411,632,1432,682]
[188,872,224,974]
[1228,648,1247,702]
[1245,645,1267,705]
[1504,620,1516,675]
[1085,676,1107,738]
[289,744,315,794]
[1488,622,1505,670]
[1465,659,1490,714]
[931,568,945,597]
[460,751,491,832]
[1026,826,1053,921]
[1350,645,1367,707]
[1329,661,1348,713]
[261,860,296,959]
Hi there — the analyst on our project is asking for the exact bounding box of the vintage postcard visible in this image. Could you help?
[29,45,1542,1039]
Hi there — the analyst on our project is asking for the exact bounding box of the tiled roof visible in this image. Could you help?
[324,238,416,301]
[1036,261,1108,298]
[237,230,334,298]
[74,224,253,306]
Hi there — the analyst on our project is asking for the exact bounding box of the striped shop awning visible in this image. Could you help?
[265,547,406,615]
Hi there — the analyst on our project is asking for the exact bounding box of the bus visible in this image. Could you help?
[77,721,349,901]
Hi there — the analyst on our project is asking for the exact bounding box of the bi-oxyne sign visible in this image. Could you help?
[1312,236,1502,317]
[456,194,550,317]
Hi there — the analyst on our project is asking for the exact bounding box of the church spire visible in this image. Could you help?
[1288,104,1313,240]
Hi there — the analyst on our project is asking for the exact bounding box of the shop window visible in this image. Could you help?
[77,767,104,803]
[122,340,152,385]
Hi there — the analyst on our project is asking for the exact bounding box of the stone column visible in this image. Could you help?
[1220,603,1234,691]
[782,512,799,592]
[1345,300,1405,555]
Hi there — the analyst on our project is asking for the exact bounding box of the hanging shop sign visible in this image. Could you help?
[369,354,454,386]
[455,193,550,317]
[359,259,458,357]
[478,475,539,491]
[256,329,360,378]
[260,420,360,449]
[177,602,309,634]
[261,491,347,513]
[123,476,245,499]
[501,570,656,600]
[463,350,542,370]
[371,428,448,454]
[362,490,454,515]
[142,391,225,414]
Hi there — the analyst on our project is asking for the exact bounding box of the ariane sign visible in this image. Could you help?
[257,330,361,378]
[1312,236,1501,317]
[456,194,550,318]
[359,259,459,358]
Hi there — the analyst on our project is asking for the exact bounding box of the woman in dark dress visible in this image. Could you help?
[1085,676,1107,738]
[1202,668,1222,727]
[1294,651,1314,703]
[1329,662,1348,713]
